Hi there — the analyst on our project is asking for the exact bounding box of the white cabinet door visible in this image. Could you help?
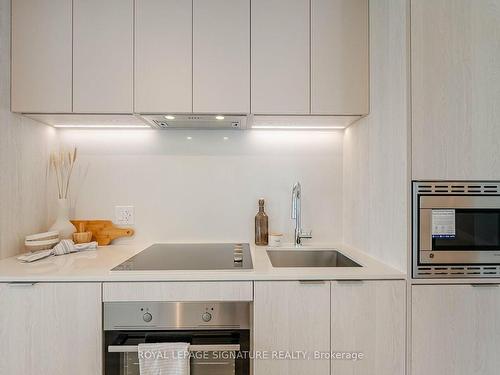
[411,0,500,180]
[135,0,192,114]
[412,284,500,375]
[254,281,330,375]
[331,280,406,375]
[251,0,310,114]
[311,0,369,115]
[11,0,72,113]
[0,283,102,375]
[193,0,250,114]
[73,0,133,113]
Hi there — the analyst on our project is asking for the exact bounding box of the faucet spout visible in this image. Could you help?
[291,182,311,246]
[291,182,301,219]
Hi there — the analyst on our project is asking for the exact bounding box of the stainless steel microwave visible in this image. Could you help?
[413,181,500,278]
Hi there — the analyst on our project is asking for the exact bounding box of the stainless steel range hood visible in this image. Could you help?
[140,114,248,129]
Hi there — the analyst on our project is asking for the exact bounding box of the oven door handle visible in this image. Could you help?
[108,344,241,353]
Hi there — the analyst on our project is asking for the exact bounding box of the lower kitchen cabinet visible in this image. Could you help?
[412,284,500,375]
[253,281,331,375]
[0,282,102,375]
[331,280,406,375]
[253,280,405,375]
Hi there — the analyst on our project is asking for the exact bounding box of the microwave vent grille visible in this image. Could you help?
[416,265,500,278]
[416,182,500,195]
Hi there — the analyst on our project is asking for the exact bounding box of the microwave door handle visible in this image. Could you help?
[108,344,241,353]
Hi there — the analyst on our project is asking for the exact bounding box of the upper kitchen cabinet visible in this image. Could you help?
[251,0,370,116]
[412,0,500,179]
[11,0,369,117]
[311,0,369,115]
[193,0,250,114]
[135,0,192,114]
[73,0,134,113]
[11,0,72,113]
[251,0,310,114]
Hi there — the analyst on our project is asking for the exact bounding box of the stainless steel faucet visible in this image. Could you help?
[291,182,312,246]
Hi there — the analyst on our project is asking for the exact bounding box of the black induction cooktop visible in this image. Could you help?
[111,243,253,271]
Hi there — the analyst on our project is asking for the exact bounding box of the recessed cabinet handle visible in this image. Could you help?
[8,282,38,287]
[336,280,363,283]
[299,280,326,285]
[471,283,499,287]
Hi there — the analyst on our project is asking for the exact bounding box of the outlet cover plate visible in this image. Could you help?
[115,206,134,225]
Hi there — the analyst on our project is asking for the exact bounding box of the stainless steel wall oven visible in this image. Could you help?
[104,301,251,375]
[413,181,500,278]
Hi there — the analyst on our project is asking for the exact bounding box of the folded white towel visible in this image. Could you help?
[17,240,98,263]
[52,239,98,256]
[17,249,54,262]
[138,342,190,375]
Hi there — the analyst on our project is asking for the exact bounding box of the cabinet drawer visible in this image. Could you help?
[103,281,253,302]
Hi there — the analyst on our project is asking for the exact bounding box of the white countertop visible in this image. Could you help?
[0,243,405,282]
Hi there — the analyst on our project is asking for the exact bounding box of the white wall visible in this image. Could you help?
[342,0,409,272]
[0,0,56,259]
[58,129,344,245]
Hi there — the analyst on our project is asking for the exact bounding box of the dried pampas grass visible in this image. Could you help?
[49,146,78,199]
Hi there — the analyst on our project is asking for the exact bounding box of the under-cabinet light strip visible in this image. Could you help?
[53,125,344,130]
[251,125,345,130]
[53,125,150,129]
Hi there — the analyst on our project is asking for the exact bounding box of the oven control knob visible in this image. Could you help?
[143,312,153,322]
[202,312,212,322]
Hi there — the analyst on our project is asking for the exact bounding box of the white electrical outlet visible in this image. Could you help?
[115,206,134,225]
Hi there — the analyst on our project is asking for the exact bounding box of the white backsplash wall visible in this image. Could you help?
[0,0,57,259]
[58,129,343,245]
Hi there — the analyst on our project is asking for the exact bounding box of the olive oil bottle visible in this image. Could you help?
[255,199,269,246]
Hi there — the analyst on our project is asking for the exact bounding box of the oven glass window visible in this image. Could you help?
[432,209,500,250]
[116,350,237,375]
[105,330,250,375]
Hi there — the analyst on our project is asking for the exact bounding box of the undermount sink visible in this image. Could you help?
[266,249,362,268]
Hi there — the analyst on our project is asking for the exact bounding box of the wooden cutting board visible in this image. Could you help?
[70,220,134,246]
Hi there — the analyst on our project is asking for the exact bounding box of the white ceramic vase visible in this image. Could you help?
[49,199,76,239]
